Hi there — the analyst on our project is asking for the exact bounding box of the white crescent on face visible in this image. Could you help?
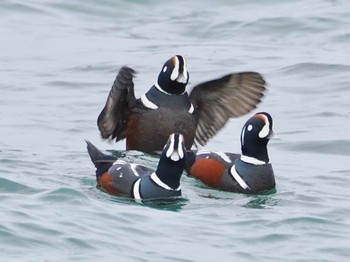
[170,56,188,84]
[256,114,270,139]
[166,134,185,162]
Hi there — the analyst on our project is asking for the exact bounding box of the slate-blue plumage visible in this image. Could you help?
[185,112,275,194]
[86,133,186,200]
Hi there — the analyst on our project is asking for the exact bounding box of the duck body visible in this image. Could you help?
[97,55,266,154]
[186,112,275,194]
[126,86,197,153]
[186,151,275,194]
[86,133,186,200]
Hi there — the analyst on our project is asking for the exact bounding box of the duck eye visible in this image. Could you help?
[163,66,167,73]
[247,125,253,131]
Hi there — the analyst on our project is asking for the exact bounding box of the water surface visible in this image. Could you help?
[0,0,349,261]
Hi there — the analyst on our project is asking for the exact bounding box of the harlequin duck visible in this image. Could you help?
[185,112,275,194]
[97,55,266,154]
[86,133,186,200]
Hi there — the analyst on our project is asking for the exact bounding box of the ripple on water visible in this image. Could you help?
[280,62,350,75]
[282,139,350,156]
[38,187,89,204]
[1,0,349,261]
[241,192,279,209]
[0,1,46,15]
[0,177,39,194]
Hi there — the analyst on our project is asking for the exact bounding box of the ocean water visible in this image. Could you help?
[0,0,349,261]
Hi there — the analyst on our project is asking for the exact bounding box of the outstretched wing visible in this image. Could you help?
[97,66,136,142]
[189,72,266,146]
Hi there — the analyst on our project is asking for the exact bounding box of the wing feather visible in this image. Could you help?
[189,72,266,146]
[97,66,136,141]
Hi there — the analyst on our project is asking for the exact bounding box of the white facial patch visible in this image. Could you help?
[177,57,188,84]
[170,56,188,84]
[247,125,253,131]
[257,114,270,138]
[166,134,185,161]
[163,66,167,72]
[170,151,180,161]
[170,56,179,81]
[183,57,187,73]
[241,127,246,146]
[176,73,187,84]
[166,135,175,158]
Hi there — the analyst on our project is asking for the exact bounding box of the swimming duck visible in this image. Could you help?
[185,112,275,194]
[86,133,187,200]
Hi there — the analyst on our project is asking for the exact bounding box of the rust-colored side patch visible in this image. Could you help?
[98,172,119,195]
[189,158,225,188]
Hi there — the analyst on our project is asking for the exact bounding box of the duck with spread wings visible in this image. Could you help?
[97,55,266,154]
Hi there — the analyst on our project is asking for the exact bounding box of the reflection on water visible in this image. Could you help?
[243,191,279,209]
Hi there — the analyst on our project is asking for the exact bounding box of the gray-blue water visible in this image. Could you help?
[1,0,349,261]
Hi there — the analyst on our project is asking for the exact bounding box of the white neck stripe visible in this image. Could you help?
[151,172,181,191]
[241,155,267,165]
[141,94,158,109]
[155,83,171,95]
[229,166,250,190]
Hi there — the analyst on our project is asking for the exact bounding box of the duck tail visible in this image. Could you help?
[85,140,117,178]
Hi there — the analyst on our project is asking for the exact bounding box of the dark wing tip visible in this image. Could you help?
[115,66,136,87]
[97,66,136,141]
